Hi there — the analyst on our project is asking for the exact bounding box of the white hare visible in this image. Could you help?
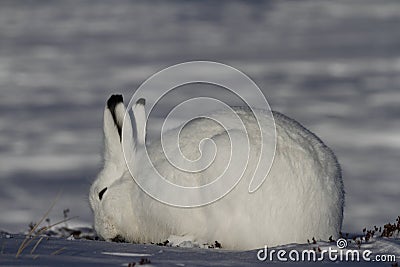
[89,94,344,250]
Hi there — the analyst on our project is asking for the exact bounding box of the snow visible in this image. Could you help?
[0,0,399,265]
[1,232,399,266]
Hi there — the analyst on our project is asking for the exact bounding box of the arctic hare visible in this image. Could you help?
[89,94,344,250]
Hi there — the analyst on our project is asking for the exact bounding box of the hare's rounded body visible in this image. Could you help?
[90,95,344,250]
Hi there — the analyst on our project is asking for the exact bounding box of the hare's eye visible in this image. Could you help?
[98,187,107,200]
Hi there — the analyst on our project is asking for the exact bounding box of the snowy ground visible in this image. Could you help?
[0,0,399,265]
[1,230,399,266]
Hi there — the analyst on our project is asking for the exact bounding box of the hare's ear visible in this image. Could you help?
[103,94,133,170]
[132,98,146,146]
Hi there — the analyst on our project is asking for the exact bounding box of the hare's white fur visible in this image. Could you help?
[89,95,344,250]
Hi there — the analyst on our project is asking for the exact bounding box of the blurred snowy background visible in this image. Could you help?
[0,0,399,234]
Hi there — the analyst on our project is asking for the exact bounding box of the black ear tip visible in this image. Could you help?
[107,94,124,110]
[136,98,146,106]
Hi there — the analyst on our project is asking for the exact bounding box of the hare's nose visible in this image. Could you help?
[99,187,108,200]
